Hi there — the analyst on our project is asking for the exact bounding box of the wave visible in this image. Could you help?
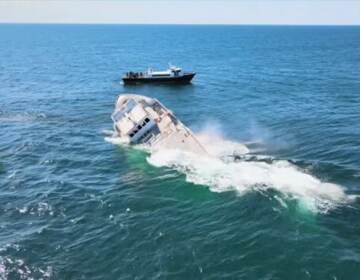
[104,136,129,146]
[106,125,354,213]
[0,255,52,280]
[16,202,54,217]
[0,111,47,122]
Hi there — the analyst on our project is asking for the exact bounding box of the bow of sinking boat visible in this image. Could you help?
[111,94,207,155]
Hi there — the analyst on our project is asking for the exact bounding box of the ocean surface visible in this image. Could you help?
[0,24,360,279]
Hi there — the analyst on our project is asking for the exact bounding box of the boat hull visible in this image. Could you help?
[112,94,208,155]
[122,73,195,85]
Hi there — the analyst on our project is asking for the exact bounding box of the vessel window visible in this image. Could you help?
[129,133,134,137]
[138,130,151,142]
[152,74,170,77]
[145,118,150,123]
[137,125,142,129]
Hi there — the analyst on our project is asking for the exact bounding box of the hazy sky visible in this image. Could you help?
[0,0,360,25]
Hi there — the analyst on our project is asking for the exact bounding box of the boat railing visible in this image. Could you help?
[125,71,144,79]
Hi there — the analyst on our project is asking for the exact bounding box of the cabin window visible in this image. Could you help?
[145,118,150,123]
[129,133,134,137]
[138,129,153,143]
[152,74,170,77]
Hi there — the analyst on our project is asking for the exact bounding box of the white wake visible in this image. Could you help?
[106,125,353,213]
[146,127,353,213]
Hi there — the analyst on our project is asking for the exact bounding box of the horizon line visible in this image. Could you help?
[1,22,360,27]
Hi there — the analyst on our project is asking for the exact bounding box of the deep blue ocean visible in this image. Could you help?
[0,24,360,279]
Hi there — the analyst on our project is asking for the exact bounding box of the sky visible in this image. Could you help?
[0,0,359,25]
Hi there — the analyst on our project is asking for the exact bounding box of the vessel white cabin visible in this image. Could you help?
[146,66,182,78]
[111,94,207,155]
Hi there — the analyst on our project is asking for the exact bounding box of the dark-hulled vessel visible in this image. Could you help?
[122,65,195,85]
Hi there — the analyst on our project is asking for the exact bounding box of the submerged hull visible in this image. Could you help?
[122,73,195,85]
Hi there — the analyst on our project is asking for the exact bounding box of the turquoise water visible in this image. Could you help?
[1,24,360,279]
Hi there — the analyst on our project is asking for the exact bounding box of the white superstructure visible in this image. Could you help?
[146,65,182,77]
[123,64,195,84]
[111,94,207,155]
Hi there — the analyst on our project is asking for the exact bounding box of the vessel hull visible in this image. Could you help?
[122,73,195,85]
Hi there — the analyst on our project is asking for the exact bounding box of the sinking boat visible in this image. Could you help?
[111,94,207,155]
[122,65,195,85]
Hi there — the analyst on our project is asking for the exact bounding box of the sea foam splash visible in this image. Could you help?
[0,255,52,280]
[147,126,353,213]
[106,125,353,213]
[0,111,47,122]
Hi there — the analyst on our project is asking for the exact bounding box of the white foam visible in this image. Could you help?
[102,129,115,136]
[17,206,28,214]
[0,111,47,122]
[104,135,130,146]
[105,124,353,213]
[196,130,249,158]
[147,128,352,213]
[0,255,52,280]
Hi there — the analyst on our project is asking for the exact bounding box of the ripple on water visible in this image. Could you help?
[0,255,52,280]
[0,111,47,123]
